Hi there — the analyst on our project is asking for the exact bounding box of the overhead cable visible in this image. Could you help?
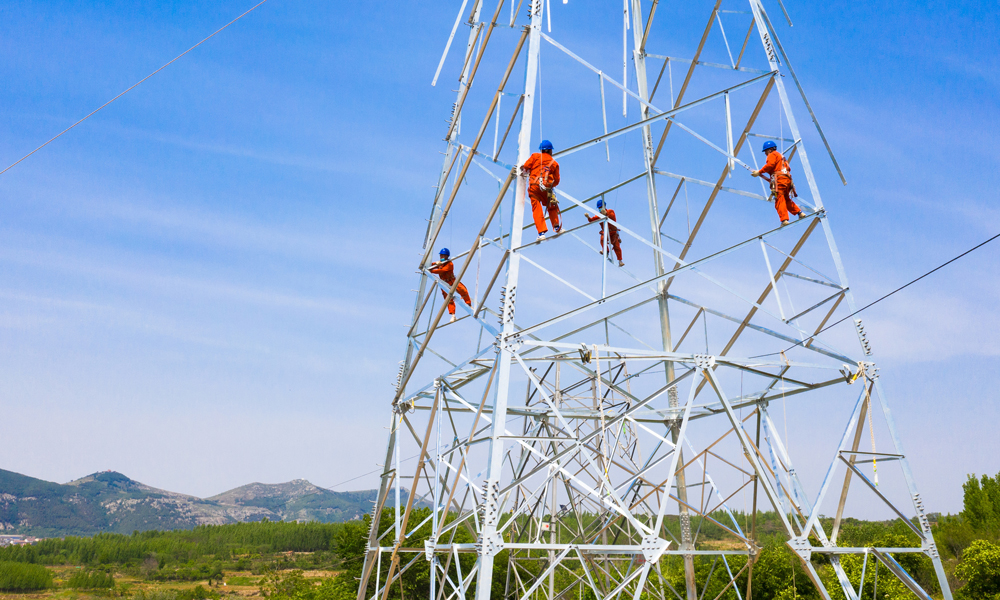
[0,0,272,177]
[764,230,1000,357]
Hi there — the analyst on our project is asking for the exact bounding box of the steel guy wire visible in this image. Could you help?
[0,0,272,177]
[752,230,1000,358]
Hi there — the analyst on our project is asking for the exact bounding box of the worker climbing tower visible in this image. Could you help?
[358,2,952,600]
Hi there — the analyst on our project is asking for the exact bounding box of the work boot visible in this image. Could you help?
[553,225,562,234]
[780,220,789,227]
[537,232,547,242]
[618,260,625,268]
[797,211,807,219]
[450,315,457,324]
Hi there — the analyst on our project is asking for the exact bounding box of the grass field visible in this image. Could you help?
[0,562,343,600]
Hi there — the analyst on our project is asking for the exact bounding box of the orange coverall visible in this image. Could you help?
[588,209,623,261]
[429,260,472,315]
[522,152,561,234]
[758,150,802,222]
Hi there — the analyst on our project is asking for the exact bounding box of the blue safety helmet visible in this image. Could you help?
[596,199,605,209]
[761,140,777,152]
[539,139,554,151]
[439,248,450,257]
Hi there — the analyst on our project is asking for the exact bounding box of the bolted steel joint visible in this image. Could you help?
[693,354,716,369]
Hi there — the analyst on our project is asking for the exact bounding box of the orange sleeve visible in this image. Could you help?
[588,213,602,223]
[551,161,560,186]
[758,152,780,175]
[522,153,538,171]
[606,209,616,222]
[429,262,452,276]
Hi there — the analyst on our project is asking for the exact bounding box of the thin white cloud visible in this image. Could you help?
[863,289,1000,362]
[0,244,402,319]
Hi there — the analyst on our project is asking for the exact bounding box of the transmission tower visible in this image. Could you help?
[358,2,952,600]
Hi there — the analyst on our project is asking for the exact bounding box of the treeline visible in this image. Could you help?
[1,472,1000,600]
[0,561,53,592]
[0,520,344,568]
[0,520,348,583]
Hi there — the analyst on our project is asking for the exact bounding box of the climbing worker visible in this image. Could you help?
[429,248,472,323]
[751,140,806,225]
[520,140,561,242]
[587,199,624,267]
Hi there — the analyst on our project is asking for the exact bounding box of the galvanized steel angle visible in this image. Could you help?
[762,241,839,287]
[538,31,658,113]
[784,289,845,324]
[427,274,502,336]
[797,385,872,542]
[654,169,769,201]
[401,345,495,403]
[752,2,846,185]
[703,368,796,535]
[645,53,769,75]
[507,432,653,536]
[666,292,854,364]
[837,457,924,540]
[627,415,676,448]
[515,297,661,359]
[514,209,802,339]
[408,336,459,369]
[515,252,597,302]
[436,455,480,492]
[603,563,648,600]
[681,437,752,544]
[556,71,775,159]
[647,370,701,535]
[513,546,574,599]
[465,171,646,260]
[494,480,552,536]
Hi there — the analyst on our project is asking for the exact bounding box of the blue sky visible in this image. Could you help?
[0,0,997,517]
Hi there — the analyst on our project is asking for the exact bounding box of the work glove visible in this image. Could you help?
[751,170,760,177]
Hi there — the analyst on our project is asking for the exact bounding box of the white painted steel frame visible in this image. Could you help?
[357,2,952,600]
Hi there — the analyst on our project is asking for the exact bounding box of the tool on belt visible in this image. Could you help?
[759,172,797,201]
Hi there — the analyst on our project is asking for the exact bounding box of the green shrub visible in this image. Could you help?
[177,585,218,600]
[0,560,53,591]
[129,589,178,600]
[68,569,115,589]
[955,539,1000,600]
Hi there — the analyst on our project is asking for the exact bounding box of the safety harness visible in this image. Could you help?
[533,153,558,190]
[761,154,798,201]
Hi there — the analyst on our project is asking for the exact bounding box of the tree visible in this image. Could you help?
[961,472,1000,534]
[954,540,1000,600]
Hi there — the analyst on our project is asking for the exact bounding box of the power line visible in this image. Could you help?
[760,231,1000,358]
[0,0,272,177]
[323,451,424,491]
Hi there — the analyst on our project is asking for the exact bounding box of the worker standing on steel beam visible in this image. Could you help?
[429,248,472,323]
[751,140,806,225]
[587,199,624,267]
[520,140,562,242]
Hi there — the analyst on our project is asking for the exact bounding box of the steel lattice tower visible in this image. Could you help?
[357,2,952,600]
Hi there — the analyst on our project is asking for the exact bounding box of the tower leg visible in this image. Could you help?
[629,1,697,597]
[473,3,544,600]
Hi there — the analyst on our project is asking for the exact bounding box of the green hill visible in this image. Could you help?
[0,469,383,537]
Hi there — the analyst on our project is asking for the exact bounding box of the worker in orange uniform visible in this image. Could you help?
[520,140,561,242]
[429,248,472,323]
[751,140,806,225]
[587,199,624,267]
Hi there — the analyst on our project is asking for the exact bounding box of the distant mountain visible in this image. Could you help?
[0,469,384,537]
[208,480,379,523]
